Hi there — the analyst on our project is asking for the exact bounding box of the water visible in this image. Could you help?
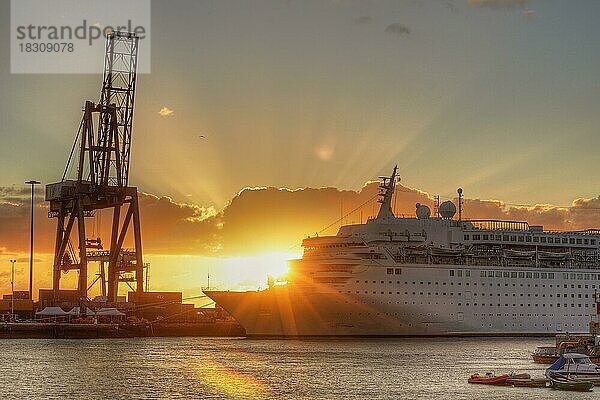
[0,337,593,399]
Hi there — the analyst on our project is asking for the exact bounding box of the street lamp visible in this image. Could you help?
[25,180,40,301]
[10,259,16,319]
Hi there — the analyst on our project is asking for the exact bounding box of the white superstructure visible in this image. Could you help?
[205,167,600,336]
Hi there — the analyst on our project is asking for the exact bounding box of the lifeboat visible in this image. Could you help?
[537,251,571,261]
[503,249,535,259]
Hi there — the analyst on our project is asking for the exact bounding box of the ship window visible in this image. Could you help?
[570,273,576,279]
[548,237,554,243]
[533,272,539,279]
[518,272,525,278]
[541,273,547,279]
[495,235,501,240]
[503,272,509,278]
[526,236,531,242]
[592,239,596,245]
[541,237,547,243]
[577,238,582,244]
[511,272,517,278]
[480,271,486,278]
[585,274,590,280]
[510,236,517,241]
[518,236,524,242]
[450,270,455,277]
[495,271,502,278]
[483,234,489,240]
[473,234,481,240]
[526,272,532,278]
[570,238,575,244]
[533,237,539,242]
[562,238,568,244]
[394,268,401,275]
[466,270,471,277]
[464,234,469,240]
[577,274,583,280]
[387,268,394,275]
[584,239,589,245]
[503,235,509,241]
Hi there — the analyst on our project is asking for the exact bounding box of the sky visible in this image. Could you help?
[1,0,600,299]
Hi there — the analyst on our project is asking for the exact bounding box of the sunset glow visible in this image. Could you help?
[1,0,600,305]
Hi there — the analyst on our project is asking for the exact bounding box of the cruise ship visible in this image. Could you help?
[204,167,600,336]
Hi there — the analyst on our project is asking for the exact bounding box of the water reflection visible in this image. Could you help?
[195,359,272,399]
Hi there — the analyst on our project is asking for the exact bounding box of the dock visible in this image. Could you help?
[0,321,245,339]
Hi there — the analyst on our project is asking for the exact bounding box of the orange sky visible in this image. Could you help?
[1,179,600,301]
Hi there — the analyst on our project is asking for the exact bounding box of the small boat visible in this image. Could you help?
[468,372,510,385]
[508,372,531,380]
[546,353,600,384]
[506,378,547,388]
[532,345,560,363]
[546,371,593,392]
[532,343,600,364]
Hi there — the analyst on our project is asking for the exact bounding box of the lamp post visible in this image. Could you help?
[10,259,16,320]
[25,180,40,302]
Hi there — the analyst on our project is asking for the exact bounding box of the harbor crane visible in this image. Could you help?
[45,31,144,303]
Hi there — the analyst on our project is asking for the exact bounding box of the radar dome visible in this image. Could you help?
[439,201,456,219]
[416,203,431,219]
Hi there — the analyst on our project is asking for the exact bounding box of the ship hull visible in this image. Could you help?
[204,263,599,337]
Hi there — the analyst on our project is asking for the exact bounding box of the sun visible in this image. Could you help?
[219,250,300,288]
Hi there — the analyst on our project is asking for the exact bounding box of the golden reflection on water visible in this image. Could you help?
[195,359,272,399]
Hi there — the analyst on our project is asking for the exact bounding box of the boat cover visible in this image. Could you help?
[549,354,565,371]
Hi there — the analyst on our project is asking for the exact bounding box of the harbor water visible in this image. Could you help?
[0,337,594,399]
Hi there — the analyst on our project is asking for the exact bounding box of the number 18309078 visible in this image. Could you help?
[19,42,74,52]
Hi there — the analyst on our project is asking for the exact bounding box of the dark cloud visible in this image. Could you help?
[354,16,372,24]
[136,193,219,254]
[0,184,599,257]
[384,23,411,37]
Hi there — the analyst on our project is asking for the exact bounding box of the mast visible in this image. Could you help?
[376,166,398,220]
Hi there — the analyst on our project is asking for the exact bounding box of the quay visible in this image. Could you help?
[0,321,245,339]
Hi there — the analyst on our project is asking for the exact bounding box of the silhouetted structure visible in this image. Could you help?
[46,32,144,303]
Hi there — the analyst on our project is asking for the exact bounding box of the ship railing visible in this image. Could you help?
[466,220,530,231]
[400,248,600,270]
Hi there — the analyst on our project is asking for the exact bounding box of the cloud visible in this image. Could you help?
[467,0,526,8]
[0,182,599,257]
[354,16,372,24]
[158,107,174,117]
[384,23,411,37]
[137,193,219,254]
[443,1,460,13]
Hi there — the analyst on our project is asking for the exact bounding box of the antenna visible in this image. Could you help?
[340,198,343,228]
[457,188,463,222]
